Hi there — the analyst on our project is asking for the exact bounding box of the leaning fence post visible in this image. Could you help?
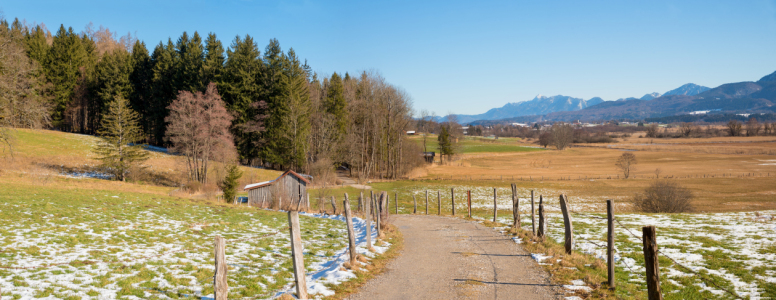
[537,195,545,240]
[214,236,228,300]
[607,199,615,290]
[467,190,472,218]
[330,196,337,215]
[493,188,498,223]
[413,194,417,213]
[395,192,398,214]
[531,190,536,236]
[559,194,573,254]
[511,183,520,228]
[643,226,662,300]
[344,194,357,266]
[425,190,429,215]
[288,211,308,299]
[365,195,372,248]
[451,188,456,216]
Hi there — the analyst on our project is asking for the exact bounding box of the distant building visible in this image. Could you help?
[406,131,416,135]
[422,152,435,164]
[511,123,529,127]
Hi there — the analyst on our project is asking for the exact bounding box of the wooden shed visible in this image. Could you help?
[244,170,311,210]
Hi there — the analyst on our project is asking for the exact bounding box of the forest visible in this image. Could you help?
[0,17,422,183]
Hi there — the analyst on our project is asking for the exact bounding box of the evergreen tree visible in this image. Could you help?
[94,95,148,181]
[149,39,178,145]
[129,41,153,138]
[24,26,50,64]
[325,72,348,137]
[221,35,264,161]
[46,25,87,127]
[219,164,243,203]
[437,126,453,163]
[93,49,133,127]
[175,31,204,93]
[261,38,289,166]
[203,32,225,87]
[279,48,311,169]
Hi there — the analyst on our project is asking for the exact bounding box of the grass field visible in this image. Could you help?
[410,134,544,154]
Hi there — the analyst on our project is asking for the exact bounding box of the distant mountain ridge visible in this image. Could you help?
[444,82,711,124]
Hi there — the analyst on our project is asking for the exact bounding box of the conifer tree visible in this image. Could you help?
[219,164,243,203]
[24,25,50,65]
[94,95,148,181]
[279,48,310,169]
[261,38,290,166]
[46,25,86,126]
[325,72,348,137]
[149,39,178,145]
[438,126,452,163]
[94,49,133,124]
[203,33,225,87]
[221,35,264,161]
[129,41,152,137]
[175,31,204,93]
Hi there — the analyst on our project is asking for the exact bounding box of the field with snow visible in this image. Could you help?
[395,184,776,299]
[0,184,382,299]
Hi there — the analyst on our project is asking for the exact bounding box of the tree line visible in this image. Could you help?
[0,17,421,183]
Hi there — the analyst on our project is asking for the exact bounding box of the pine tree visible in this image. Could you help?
[94,49,133,125]
[219,164,243,203]
[94,95,148,181]
[24,25,50,64]
[46,25,87,127]
[325,72,348,137]
[261,38,290,166]
[129,41,153,138]
[221,35,264,161]
[149,39,178,145]
[438,126,452,163]
[279,48,311,169]
[175,31,204,93]
[203,33,225,87]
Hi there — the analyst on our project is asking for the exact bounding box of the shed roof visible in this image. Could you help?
[244,169,311,191]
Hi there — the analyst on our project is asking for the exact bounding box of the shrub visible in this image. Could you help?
[633,180,694,213]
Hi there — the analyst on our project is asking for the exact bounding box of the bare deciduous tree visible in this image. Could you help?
[615,152,637,179]
[679,122,695,137]
[166,82,235,184]
[633,180,694,213]
[746,117,761,136]
[551,123,573,150]
[727,120,743,136]
[646,124,658,138]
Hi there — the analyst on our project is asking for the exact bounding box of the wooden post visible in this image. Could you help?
[288,211,308,299]
[365,195,372,249]
[467,190,472,218]
[511,183,520,228]
[530,190,536,236]
[214,236,228,300]
[537,195,545,240]
[643,226,662,300]
[425,190,429,215]
[559,194,573,254]
[395,192,398,214]
[358,192,363,212]
[330,196,337,215]
[607,199,615,290]
[451,188,456,216]
[493,188,498,223]
[374,196,381,238]
[344,194,357,266]
[413,195,417,213]
[437,190,441,215]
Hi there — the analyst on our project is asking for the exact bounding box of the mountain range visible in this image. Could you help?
[447,83,711,124]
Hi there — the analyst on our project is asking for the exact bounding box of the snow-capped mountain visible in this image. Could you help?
[663,83,710,96]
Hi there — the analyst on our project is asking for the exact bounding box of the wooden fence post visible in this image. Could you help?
[643,226,662,300]
[214,236,228,300]
[359,192,364,212]
[467,190,472,218]
[288,211,308,299]
[493,188,498,223]
[395,192,398,214]
[344,194,357,266]
[423,190,427,214]
[559,194,573,254]
[365,195,372,249]
[607,199,615,290]
[413,194,417,213]
[374,196,381,238]
[537,195,545,240]
[451,188,456,216]
[330,196,337,215]
[531,190,536,236]
[437,191,441,215]
[511,183,520,228]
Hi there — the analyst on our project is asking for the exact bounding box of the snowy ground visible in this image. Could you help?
[0,194,382,299]
[401,184,776,299]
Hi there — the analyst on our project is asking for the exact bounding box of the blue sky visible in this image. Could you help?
[3,0,776,116]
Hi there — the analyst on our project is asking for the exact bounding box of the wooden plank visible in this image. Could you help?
[531,190,536,236]
[287,211,308,299]
[537,195,545,240]
[643,226,662,300]
[344,194,357,266]
[214,236,228,300]
[559,194,574,254]
[607,199,615,290]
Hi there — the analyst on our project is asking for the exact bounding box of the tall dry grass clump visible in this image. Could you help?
[633,180,695,213]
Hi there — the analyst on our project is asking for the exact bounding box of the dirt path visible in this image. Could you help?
[348,215,563,300]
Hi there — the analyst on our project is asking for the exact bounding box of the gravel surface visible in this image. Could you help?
[347,215,563,300]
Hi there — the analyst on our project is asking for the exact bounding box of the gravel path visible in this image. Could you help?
[347,215,563,300]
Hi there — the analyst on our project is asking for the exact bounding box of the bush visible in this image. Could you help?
[633,180,694,213]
